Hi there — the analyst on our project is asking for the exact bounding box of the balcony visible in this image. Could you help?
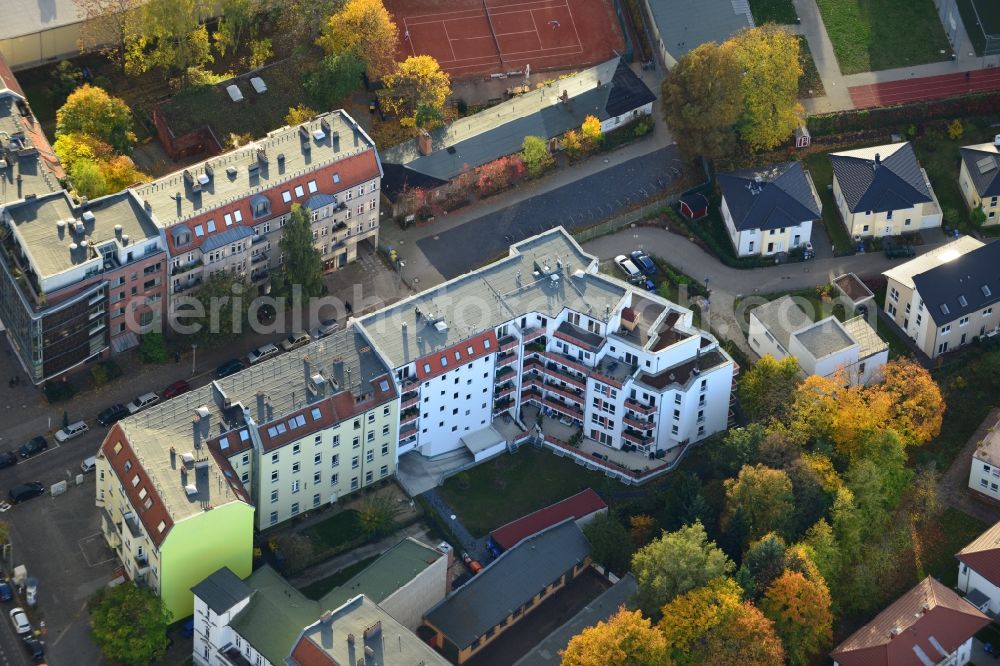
[625,398,656,415]
[401,394,419,410]
[622,429,651,445]
[554,321,603,351]
[499,335,518,352]
[523,327,546,343]
[543,381,584,404]
[221,646,255,666]
[251,252,268,264]
[543,362,586,390]
[400,407,419,425]
[495,382,515,400]
[495,366,515,382]
[399,423,417,441]
[543,397,584,420]
[522,357,545,374]
[493,396,514,415]
[624,414,655,431]
[172,276,202,294]
[543,351,591,375]
[171,259,203,276]
[497,350,518,367]
[250,269,269,283]
[521,387,544,404]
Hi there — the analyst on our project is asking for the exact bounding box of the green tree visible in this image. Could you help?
[521,135,554,177]
[582,512,634,575]
[285,104,318,126]
[70,159,110,199]
[273,0,341,44]
[632,521,734,617]
[272,203,325,299]
[830,486,861,563]
[125,0,213,77]
[738,354,801,423]
[708,424,765,475]
[181,271,252,347]
[382,55,452,120]
[785,458,832,538]
[971,204,987,227]
[213,0,262,58]
[736,532,787,600]
[56,85,137,153]
[304,53,366,110]
[358,496,402,538]
[845,432,911,538]
[726,26,803,151]
[723,464,794,544]
[90,583,172,665]
[798,519,839,586]
[138,332,169,363]
[76,0,144,70]
[660,41,743,160]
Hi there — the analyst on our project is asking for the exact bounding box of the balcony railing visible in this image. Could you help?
[171,259,203,276]
[401,395,419,410]
[495,366,515,381]
[544,362,587,389]
[497,350,518,367]
[625,399,656,415]
[523,328,546,343]
[622,429,651,445]
[498,335,518,352]
[543,397,584,419]
[543,381,584,404]
[624,414,654,431]
[543,351,591,376]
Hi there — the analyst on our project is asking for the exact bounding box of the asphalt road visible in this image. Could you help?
[417,146,687,279]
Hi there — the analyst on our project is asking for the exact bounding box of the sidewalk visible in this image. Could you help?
[793,0,852,113]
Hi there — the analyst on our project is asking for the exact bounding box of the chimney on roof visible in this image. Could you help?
[199,413,211,447]
[347,633,355,645]
[320,610,333,624]
[417,129,432,156]
[332,131,340,151]
[873,152,881,170]
[265,399,273,422]
[303,355,311,387]
[192,417,201,449]
[257,148,267,165]
[256,392,265,422]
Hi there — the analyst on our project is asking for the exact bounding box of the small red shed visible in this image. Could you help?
[679,193,709,220]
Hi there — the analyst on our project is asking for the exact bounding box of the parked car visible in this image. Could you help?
[23,636,44,662]
[0,452,16,470]
[614,255,643,283]
[55,420,89,442]
[247,343,279,365]
[8,607,30,635]
[126,392,160,415]
[81,456,97,474]
[312,318,340,339]
[161,379,192,399]
[215,358,246,379]
[0,581,12,602]
[885,244,916,259]
[9,482,44,504]
[629,250,657,275]
[18,437,47,458]
[280,331,312,352]
[97,403,128,427]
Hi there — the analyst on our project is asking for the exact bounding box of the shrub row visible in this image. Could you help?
[807,90,1000,136]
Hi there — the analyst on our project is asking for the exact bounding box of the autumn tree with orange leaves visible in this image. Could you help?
[761,570,833,666]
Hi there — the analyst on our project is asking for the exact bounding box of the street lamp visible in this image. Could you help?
[191,343,198,376]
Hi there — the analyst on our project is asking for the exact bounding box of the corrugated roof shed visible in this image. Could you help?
[490,489,607,550]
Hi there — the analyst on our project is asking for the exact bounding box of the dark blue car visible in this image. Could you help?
[0,582,11,602]
[630,250,657,275]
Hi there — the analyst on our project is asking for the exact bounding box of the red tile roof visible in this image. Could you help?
[414,331,498,383]
[830,577,989,666]
[490,488,607,551]
[163,150,380,255]
[288,635,337,666]
[957,519,1000,588]
[0,53,24,97]
[101,424,175,548]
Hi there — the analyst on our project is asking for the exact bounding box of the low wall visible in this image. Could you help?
[152,106,223,161]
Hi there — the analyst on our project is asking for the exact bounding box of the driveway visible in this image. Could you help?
[417,145,688,279]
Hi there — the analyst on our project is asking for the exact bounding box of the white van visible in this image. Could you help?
[126,392,160,415]
[81,456,97,473]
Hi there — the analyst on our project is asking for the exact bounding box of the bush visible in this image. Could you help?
[43,380,78,404]
[455,98,468,115]
[90,360,123,386]
[806,90,1000,136]
[138,332,169,364]
[633,117,654,137]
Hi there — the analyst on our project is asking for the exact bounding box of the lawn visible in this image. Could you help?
[803,153,853,255]
[814,0,952,74]
[159,54,319,143]
[917,507,988,588]
[796,36,826,99]
[302,509,363,551]
[749,0,797,25]
[438,447,609,537]
[919,345,1000,470]
[298,555,379,600]
[958,0,1000,57]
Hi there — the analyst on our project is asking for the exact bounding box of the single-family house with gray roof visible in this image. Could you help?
[717,161,822,257]
[830,142,942,239]
[958,139,1000,226]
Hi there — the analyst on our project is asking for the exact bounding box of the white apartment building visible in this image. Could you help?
[967,410,1000,502]
[356,227,736,463]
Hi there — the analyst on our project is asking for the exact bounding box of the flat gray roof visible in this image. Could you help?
[751,295,813,350]
[5,190,158,278]
[842,315,887,359]
[191,567,252,615]
[133,110,375,228]
[461,426,505,455]
[791,318,855,359]
[647,0,753,61]
[357,228,627,369]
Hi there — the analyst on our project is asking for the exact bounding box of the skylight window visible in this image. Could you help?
[234,210,243,223]
[311,407,322,420]
[941,304,951,316]
[194,225,204,237]
[984,285,993,298]
[308,180,318,193]
[959,295,968,307]
[207,219,216,232]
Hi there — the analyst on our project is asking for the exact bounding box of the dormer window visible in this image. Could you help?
[251,195,270,219]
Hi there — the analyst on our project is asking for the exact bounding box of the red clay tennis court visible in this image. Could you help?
[849,68,1000,108]
[385,0,624,78]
